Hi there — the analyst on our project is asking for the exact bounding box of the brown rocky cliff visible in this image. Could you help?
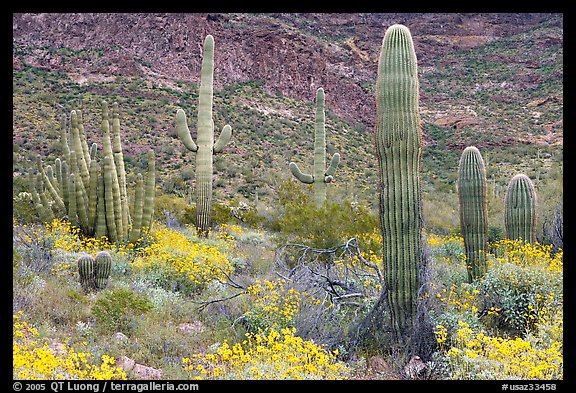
[12,13,559,130]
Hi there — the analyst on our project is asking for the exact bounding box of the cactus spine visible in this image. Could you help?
[176,34,232,236]
[505,174,537,244]
[375,24,423,345]
[457,146,488,282]
[289,87,340,206]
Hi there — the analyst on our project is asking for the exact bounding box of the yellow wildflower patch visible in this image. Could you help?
[13,312,126,380]
[183,327,348,380]
[132,225,233,285]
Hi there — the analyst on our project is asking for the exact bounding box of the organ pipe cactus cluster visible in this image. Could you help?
[457,146,488,282]
[32,101,156,244]
[289,87,340,207]
[176,34,232,236]
[77,251,112,291]
[505,174,537,244]
[374,24,423,346]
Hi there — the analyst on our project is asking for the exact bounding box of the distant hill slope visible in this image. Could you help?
[13,13,563,209]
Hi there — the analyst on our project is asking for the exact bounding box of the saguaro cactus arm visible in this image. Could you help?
[325,153,340,181]
[175,109,198,152]
[213,124,232,153]
[289,162,314,184]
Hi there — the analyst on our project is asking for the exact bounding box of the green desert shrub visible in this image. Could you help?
[475,257,562,336]
[268,180,379,249]
[92,287,153,334]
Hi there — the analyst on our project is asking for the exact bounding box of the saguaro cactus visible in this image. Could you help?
[457,146,488,282]
[176,34,232,236]
[505,174,537,244]
[374,24,423,346]
[289,87,340,207]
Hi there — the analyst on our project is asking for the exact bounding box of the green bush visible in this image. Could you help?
[92,287,153,334]
[181,203,231,228]
[134,261,201,297]
[181,200,264,230]
[475,259,562,336]
[269,180,379,249]
[154,193,190,225]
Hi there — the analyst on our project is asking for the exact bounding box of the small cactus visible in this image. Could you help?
[505,174,537,244]
[77,254,95,291]
[94,251,112,290]
[77,252,112,291]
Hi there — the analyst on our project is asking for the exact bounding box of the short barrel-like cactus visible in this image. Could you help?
[77,254,95,291]
[77,252,113,291]
[505,174,537,244]
[94,251,112,290]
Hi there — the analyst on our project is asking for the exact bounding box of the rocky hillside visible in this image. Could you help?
[13,13,562,128]
[13,12,563,211]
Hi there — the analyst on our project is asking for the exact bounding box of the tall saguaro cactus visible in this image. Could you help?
[176,34,232,236]
[505,174,537,244]
[374,24,423,346]
[289,87,340,206]
[457,146,488,282]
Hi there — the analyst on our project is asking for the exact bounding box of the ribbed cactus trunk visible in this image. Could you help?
[32,101,155,245]
[94,251,112,290]
[111,102,130,234]
[195,35,216,236]
[375,24,423,347]
[129,174,145,243]
[313,88,328,206]
[77,254,95,292]
[176,34,232,236]
[140,150,156,230]
[289,87,340,207]
[505,174,537,244]
[457,146,488,282]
